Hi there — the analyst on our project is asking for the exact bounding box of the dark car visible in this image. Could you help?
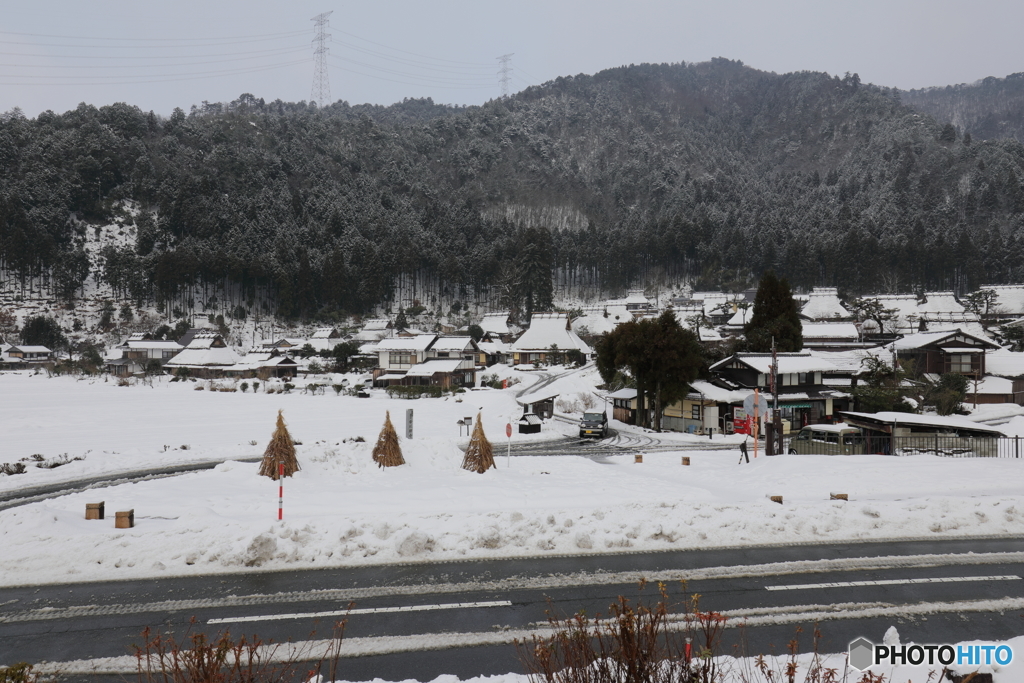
[579,411,608,438]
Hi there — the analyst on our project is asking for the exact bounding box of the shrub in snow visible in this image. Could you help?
[371,411,405,468]
[258,410,300,479]
[461,412,495,473]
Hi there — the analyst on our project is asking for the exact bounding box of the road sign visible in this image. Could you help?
[743,393,768,415]
[506,423,512,438]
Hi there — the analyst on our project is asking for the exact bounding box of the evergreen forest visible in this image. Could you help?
[3,58,1024,320]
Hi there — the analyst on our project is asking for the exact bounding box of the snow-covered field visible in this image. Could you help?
[3,369,1024,588]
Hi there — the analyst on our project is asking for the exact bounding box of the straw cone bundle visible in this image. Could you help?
[461,412,495,473]
[372,410,406,468]
[258,410,300,480]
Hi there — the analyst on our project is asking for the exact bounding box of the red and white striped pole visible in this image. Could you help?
[278,462,284,520]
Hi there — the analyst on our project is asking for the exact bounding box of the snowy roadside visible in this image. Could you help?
[3,442,1024,586]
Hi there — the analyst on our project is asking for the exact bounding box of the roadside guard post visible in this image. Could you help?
[506,422,513,466]
[278,462,284,521]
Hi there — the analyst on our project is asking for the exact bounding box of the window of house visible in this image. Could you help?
[798,372,809,385]
[782,373,795,386]
[691,405,701,420]
[436,351,450,358]
[389,351,413,366]
[950,354,973,373]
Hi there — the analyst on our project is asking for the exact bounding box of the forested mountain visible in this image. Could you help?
[903,73,1024,144]
[2,58,1024,322]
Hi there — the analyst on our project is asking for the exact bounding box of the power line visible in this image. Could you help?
[328,54,494,84]
[0,58,311,86]
[331,27,492,67]
[0,29,308,42]
[0,46,309,67]
[311,11,332,106]
[329,38,492,73]
[496,53,513,97]
[327,60,495,91]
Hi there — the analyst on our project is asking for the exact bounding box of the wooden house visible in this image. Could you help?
[709,352,849,429]
[889,327,1000,380]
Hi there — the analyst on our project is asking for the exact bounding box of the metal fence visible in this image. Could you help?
[784,434,1024,458]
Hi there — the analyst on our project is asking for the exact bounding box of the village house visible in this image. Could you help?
[510,313,593,365]
[800,322,866,351]
[163,333,241,378]
[5,345,53,363]
[709,352,849,429]
[372,334,477,388]
[227,348,299,379]
[887,327,1000,381]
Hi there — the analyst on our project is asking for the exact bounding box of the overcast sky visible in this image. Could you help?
[2,0,1022,118]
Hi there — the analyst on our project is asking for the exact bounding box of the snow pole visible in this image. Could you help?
[752,388,760,460]
[278,462,284,520]
[506,422,512,467]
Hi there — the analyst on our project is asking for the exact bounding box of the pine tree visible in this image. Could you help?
[258,410,300,479]
[461,412,495,473]
[744,271,803,352]
[372,411,406,468]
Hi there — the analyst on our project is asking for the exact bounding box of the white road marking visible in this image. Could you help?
[36,596,1024,674]
[765,574,1021,591]
[7,551,1024,623]
[207,599,512,624]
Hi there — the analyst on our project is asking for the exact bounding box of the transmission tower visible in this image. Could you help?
[496,53,513,98]
[311,11,332,106]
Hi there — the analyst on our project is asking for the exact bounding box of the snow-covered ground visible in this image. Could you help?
[3,368,1024,587]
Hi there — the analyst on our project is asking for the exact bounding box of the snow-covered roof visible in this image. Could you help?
[571,313,620,336]
[375,334,437,352]
[311,327,338,339]
[625,291,651,305]
[711,353,838,375]
[986,285,1024,316]
[986,349,1024,378]
[725,306,754,326]
[889,328,999,351]
[513,314,593,354]
[405,359,466,376]
[477,340,509,354]
[479,313,512,335]
[362,319,392,331]
[430,337,474,352]
[975,375,1015,395]
[687,380,749,403]
[840,411,1005,435]
[801,323,860,340]
[697,326,724,342]
[165,346,240,367]
[607,388,638,400]
[121,340,183,350]
[800,288,850,320]
[9,345,52,353]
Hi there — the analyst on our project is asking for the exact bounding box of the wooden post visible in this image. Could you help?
[634,453,643,463]
[85,502,105,520]
[115,510,134,529]
[682,456,690,466]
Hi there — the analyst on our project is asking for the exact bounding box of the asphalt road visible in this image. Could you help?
[3,538,1023,681]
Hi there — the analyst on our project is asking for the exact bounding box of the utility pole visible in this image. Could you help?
[496,53,513,98]
[311,11,333,106]
[770,337,781,455]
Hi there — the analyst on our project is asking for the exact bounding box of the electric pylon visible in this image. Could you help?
[496,53,513,98]
[311,11,332,106]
